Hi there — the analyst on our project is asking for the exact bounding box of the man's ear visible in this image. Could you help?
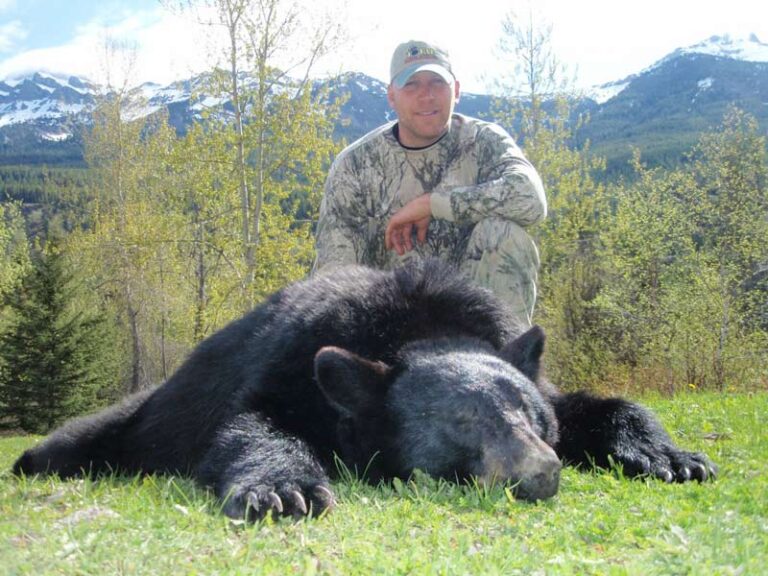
[387,84,396,109]
[314,347,392,416]
[499,325,545,382]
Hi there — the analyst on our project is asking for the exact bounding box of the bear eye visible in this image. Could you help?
[453,407,480,432]
[494,378,523,408]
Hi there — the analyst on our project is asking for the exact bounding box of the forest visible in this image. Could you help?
[0,1,766,433]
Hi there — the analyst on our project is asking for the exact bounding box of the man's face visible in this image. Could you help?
[387,71,460,148]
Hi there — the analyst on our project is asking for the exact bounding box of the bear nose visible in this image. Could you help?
[512,454,562,501]
[478,424,562,500]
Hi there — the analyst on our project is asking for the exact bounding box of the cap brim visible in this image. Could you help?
[392,63,454,88]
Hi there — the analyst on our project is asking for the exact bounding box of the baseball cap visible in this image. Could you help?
[390,40,454,88]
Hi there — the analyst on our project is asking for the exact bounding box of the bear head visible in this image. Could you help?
[313,326,562,501]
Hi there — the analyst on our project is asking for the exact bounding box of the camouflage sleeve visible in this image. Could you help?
[312,155,363,275]
[430,123,547,227]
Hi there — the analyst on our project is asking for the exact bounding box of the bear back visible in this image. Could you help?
[242,259,519,397]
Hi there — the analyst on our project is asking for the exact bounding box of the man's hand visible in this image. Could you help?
[385,194,432,255]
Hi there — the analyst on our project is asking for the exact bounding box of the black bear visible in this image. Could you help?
[13,260,716,520]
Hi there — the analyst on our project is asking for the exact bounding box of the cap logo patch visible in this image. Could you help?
[404,45,441,64]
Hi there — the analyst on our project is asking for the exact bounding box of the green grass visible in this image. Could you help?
[1,392,766,575]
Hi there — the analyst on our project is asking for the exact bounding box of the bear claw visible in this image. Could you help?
[288,490,308,516]
[676,452,717,482]
[266,491,284,514]
[245,491,259,513]
[242,490,284,518]
[230,483,334,521]
[694,460,717,481]
[313,485,334,501]
[659,469,674,483]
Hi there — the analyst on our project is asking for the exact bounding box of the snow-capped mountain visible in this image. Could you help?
[588,33,768,104]
[0,34,767,172]
[0,73,201,133]
[578,33,768,172]
[0,71,232,164]
[0,73,94,132]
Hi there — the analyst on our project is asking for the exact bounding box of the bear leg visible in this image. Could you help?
[12,390,151,478]
[553,392,717,482]
[196,412,335,521]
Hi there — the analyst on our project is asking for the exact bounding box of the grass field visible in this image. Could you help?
[1,392,766,575]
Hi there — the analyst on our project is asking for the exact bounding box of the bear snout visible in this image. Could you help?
[511,456,561,501]
[478,429,562,501]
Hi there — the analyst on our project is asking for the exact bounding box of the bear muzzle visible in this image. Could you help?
[478,426,562,501]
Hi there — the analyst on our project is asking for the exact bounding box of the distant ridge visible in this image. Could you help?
[1,34,767,173]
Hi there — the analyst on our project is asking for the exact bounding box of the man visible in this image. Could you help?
[313,40,547,326]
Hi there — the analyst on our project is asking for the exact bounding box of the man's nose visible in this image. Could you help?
[417,84,436,99]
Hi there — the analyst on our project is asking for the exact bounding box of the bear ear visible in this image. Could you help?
[314,347,392,416]
[500,325,545,381]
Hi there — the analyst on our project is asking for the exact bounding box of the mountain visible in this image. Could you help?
[0,73,94,165]
[0,34,766,173]
[579,34,768,172]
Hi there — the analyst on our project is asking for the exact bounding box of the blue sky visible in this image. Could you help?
[0,0,174,85]
[1,0,767,92]
[0,0,159,52]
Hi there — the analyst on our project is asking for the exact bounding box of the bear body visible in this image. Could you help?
[13,261,716,519]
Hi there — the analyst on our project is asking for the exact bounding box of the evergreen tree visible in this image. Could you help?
[0,202,31,320]
[0,246,120,433]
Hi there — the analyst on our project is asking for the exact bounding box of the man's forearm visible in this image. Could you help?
[430,167,546,227]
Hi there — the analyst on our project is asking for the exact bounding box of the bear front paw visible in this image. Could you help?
[665,449,718,482]
[615,444,717,483]
[221,482,335,521]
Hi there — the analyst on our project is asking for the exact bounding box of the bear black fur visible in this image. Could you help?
[13,260,716,520]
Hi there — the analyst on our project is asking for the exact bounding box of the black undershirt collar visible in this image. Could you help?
[392,124,449,150]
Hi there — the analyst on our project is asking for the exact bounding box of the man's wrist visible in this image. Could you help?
[429,189,453,222]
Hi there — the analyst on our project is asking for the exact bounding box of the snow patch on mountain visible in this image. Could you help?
[646,34,768,76]
[681,34,768,63]
[0,100,87,128]
[41,132,72,142]
[587,80,630,104]
[191,95,226,111]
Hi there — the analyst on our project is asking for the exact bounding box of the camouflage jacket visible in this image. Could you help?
[312,113,547,273]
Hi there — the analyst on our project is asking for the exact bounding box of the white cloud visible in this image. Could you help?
[0,7,217,85]
[0,2,359,86]
[128,8,224,85]
[0,20,26,54]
